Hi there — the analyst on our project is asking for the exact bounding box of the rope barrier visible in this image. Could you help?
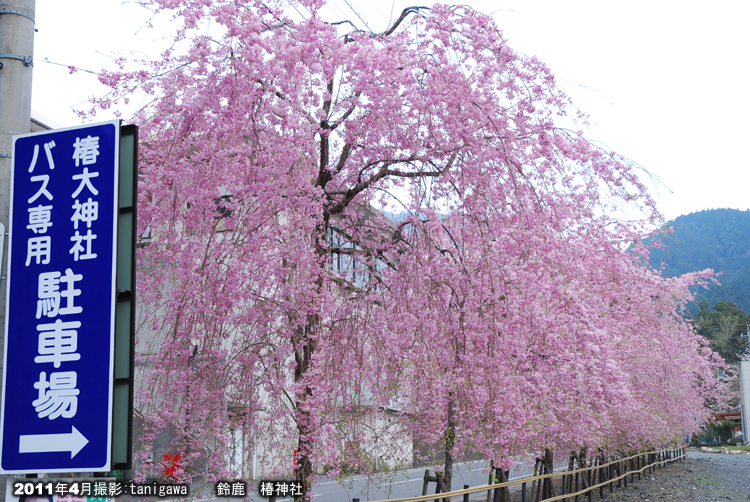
[360,446,686,502]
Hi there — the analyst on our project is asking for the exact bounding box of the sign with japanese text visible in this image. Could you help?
[0,121,120,473]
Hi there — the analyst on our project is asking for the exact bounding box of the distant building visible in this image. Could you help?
[740,359,750,445]
[30,115,52,133]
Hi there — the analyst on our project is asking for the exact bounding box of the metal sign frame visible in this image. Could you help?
[111,124,137,471]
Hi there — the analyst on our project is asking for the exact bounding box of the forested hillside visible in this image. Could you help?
[648,208,750,313]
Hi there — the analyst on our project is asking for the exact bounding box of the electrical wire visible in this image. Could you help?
[341,0,373,32]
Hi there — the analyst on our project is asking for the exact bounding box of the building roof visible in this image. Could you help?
[713,412,742,422]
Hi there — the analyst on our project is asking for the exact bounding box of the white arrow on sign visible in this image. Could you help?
[19,426,89,458]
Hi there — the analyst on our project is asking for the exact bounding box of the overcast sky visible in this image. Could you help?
[31,0,750,222]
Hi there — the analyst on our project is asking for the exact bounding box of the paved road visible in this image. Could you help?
[194,458,569,502]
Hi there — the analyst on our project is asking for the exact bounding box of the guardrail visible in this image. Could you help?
[354,446,686,502]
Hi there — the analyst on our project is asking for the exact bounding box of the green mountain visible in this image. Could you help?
[647,208,750,313]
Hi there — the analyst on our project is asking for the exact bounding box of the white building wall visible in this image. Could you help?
[131,205,413,479]
[740,360,750,445]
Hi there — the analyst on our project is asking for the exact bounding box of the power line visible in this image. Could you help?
[285,0,308,21]
[40,57,100,75]
[341,0,373,32]
[363,0,389,31]
[324,0,350,26]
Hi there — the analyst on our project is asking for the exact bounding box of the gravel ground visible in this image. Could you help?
[479,448,750,502]
[581,449,750,502]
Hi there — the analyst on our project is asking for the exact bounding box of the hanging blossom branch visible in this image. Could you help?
[99,0,726,493]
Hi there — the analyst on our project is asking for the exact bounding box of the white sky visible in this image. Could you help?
[31,0,750,222]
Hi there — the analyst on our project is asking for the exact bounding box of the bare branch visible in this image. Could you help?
[383,168,440,179]
[328,19,359,30]
[327,158,413,215]
[329,99,359,130]
[383,6,430,36]
[334,143,353,174]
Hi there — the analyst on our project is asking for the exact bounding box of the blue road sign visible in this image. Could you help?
[0,120,120,473]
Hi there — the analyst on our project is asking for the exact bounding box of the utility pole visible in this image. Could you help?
[0,1,35,498]
[0,0,35,213]
[0,0,35,349]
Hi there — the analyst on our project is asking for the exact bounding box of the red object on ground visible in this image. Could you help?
[163,454,181,477]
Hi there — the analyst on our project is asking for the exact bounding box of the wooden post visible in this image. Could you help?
[540,457,548,502]
[544,449,557,499]
[616,459,621,488]
[486,461,495,502]
[529,458,539,502]
[436,472,451,502]
[637,455,641,480]
[433,470,443,502]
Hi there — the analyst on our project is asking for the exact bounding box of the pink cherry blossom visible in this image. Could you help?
[95,0,726,490]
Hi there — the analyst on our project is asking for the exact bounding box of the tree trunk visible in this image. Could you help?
[442,396,456,502]
[578,447,589,489]
[444,307,465,497]
[531,457,542,502]
[293,217,330,497]
[496,467,512,502]
[567,451,576,494]
[544,448,557,498]
[293,309,320,498]
[486,460,495,502]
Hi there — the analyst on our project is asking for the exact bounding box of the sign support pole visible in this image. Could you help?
[110,124,137,474]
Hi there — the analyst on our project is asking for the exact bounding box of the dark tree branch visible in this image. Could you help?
[383,7,431,36]
[328,19,359,30]
[326,150,458,215]
[327,158,412,216]
[329,100,359,130]
[334,143,353,174]
[317,78,336,190]
[382,169,440,178]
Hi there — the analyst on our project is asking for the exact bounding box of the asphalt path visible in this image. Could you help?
[193,458,570,502]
